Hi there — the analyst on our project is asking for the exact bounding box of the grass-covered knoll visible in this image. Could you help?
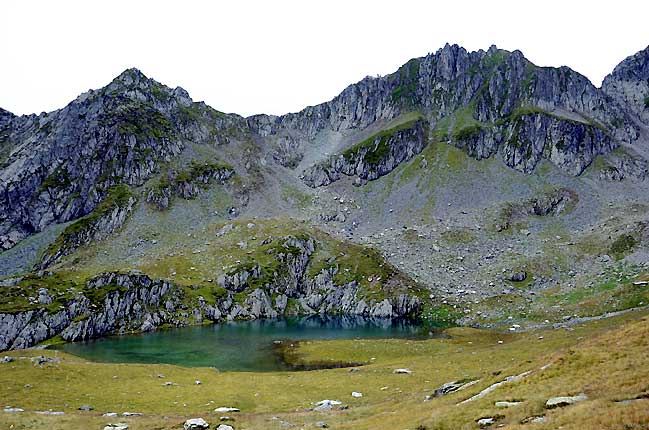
[609,234,638,260]
[305,233,423,302]
[540,267,648,319]
[473,261,648,326]
[160,159,234,189]
[1,311,647,430]
[145,159,234,210]
[0,273,78,314]
[176,160,233,183]
[48,218,422,313]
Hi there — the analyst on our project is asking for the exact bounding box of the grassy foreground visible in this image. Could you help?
[1,310,648,430]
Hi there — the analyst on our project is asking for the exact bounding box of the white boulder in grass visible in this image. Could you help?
[184,418,209,430]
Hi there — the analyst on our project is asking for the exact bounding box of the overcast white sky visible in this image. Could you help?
[2,0,647,117]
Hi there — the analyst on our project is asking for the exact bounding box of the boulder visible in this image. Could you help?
[495,401,521,408]
[508,271,527,282]
[214,407,240,413]
[433,381,464,397]
[184,418,210,430]
[545,393,588,408]
[104,424,129,430]
[313,400,342,412]
[477,417,495,427]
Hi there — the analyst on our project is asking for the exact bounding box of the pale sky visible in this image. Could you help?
[2,0,648,117]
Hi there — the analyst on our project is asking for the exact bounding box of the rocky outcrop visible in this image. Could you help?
[602,45,649,125]
[61,272,178,342]
[0,272,171,350]
[495,188,577,231]
[599,152,649,181]
[500,113,615,175]
[272,134,304,168]
[146,162,234,210]
[0,235,423,351]
[302,119,427,187]
[218,236,421,319]
[38,185,136,269]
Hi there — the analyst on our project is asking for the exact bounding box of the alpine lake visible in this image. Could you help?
[56,316,425,371]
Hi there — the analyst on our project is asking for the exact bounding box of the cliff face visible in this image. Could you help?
[0,235,422,351]
[602,45,649,125]
[302,118,428,187]
[37,185,137,269]
[252,45,645,182]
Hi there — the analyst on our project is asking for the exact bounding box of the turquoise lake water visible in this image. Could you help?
[57,316,422,371]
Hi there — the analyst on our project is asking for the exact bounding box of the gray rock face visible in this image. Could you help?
[0,69,245,252]
[602,45,649,125]
[496,113,616,175]
[598,150,649,181]
[37,186,136,269]
[254,44,647,184]
[302,119,427,187]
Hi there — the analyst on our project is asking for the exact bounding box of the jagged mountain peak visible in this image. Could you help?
[0,107,14,117]
[114,67,149,83]
[605,45,649,80]
[602,44,649,123]
[99,68,193,109]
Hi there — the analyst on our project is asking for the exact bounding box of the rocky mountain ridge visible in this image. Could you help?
[1,44,648,253]
[1,43,649,350]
